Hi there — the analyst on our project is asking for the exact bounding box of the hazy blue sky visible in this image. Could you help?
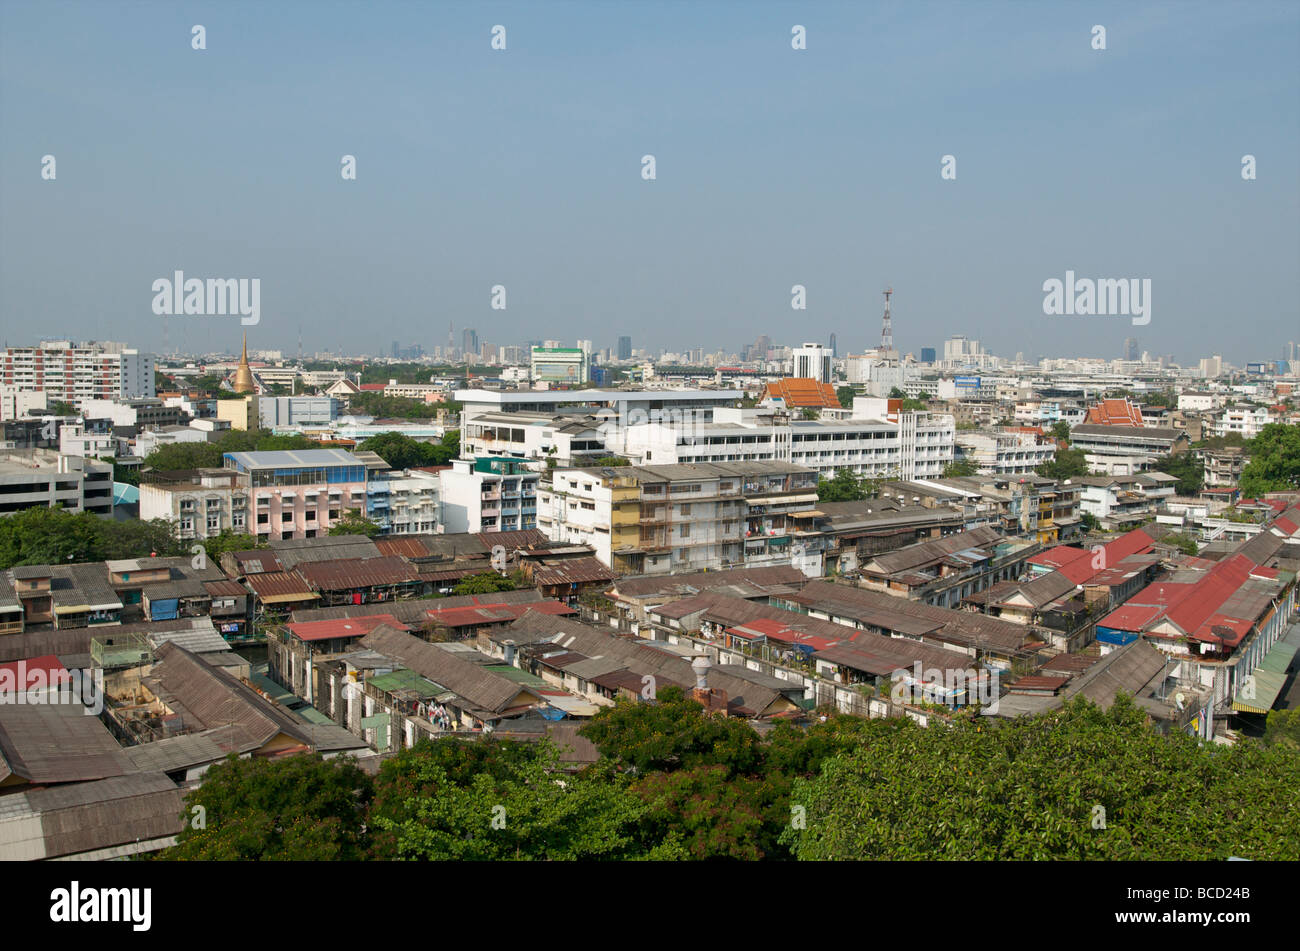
[2,0,1297,364]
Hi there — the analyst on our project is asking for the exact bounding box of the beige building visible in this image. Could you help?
[539,461,819,576]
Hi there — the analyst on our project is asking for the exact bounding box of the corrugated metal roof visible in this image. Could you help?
[298,556,420,590]
[245,570,317,603]
[0,703,132,785]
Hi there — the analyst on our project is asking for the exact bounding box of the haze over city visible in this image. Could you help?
[2,0,1297,363]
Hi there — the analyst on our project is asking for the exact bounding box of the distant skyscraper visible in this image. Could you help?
[1123,337,1139,361]
[880,289,893,352]
[617,336,632,360]
[920,347,936,364]
[462,328,479,357]
[829,333,838,358]
[1285,341,1298,361]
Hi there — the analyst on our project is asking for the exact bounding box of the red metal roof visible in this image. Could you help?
[0,654,72,687]
[286,613,412,642]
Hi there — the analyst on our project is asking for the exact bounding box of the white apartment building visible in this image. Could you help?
[1177,391,1222,412]
[954,430,1056,475]
[59,424,119,459]
[2,343,154,402]
[618,403,955,482]
[139,469,250,539]
[439,457,539,534]
[1212,405,1270,439]
[0,385,48,421]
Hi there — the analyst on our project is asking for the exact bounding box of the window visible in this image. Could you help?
[679,523,690,538]
[282,511,294,523]
[679,502,691,516]
[257,513,269,525]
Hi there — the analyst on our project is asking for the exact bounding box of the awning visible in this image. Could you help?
[1232,641,1298,714]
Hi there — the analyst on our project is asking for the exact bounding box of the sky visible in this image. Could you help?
[1,0,1297,365]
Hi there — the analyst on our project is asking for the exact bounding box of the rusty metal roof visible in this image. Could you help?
[298,556,420,591]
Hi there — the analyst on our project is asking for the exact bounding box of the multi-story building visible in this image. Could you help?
[1211,405,1270,439]
[953,429,1056,475]
[80,398,185,430]
[1,343,154,402]
[222,448,370,540]
[539,461,818,575]
[0,385,49,421]
[439,457,539,534]
[0,449,113,516]
[139,468,250,539]
[530,347,589,384]
[58,423,119,459]
[1069,424,1190,472]
[792,343,833,383]
[1077,472,1179,530]
[258,396,340,428]
[1203,447,1246,488]
[619,402,954,482]
[372,469,442,535]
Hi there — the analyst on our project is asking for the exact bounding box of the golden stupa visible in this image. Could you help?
[232,332,256,394]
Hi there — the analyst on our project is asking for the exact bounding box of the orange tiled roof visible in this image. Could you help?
[1085,398,1144,427]
[763,377,840,409]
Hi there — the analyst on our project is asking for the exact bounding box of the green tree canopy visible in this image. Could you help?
[358,430,459,470]
[782,695,1300,860]
[328,510,381,537]
[0,506,186,570]
[1238,423,1300,497]
[816,469,879,502]
[1153,452,1204,496]
[1035,448,1090,480]
[166,753,373,860]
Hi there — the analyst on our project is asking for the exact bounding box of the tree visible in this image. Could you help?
[358,431,458,471]
[594,456,630,467]
[1238,423,1300,497]
[944,459,979,477]
[887,387,907,400]
[1049,421,1071,442]
[782,695,1300,860]
[166,753,372,860]
[201,530,265,563]
[0,506,186,570]
[801,408,820,420]
[1263,709,1300,751]
[452,571,520,595]
[579,686,765,777]
[328,510,381,536]
[836,386,857,409]
[1152,452,1203,496]
[817,469,878,503]
[1035,448,1090,480]
[367,738,674,860]
[143,442,225,470]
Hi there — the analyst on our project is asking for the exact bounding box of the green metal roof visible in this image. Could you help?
[294,706,334,725]
[484,665,547,687]
[1233,641,1297,715]
[370,668,441,696]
